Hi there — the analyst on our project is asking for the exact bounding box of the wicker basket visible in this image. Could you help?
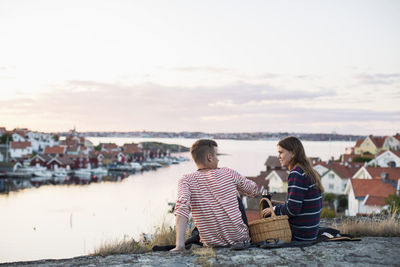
[248,197,292,243]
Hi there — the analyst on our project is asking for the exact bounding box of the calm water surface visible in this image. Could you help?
[0,138,353,263]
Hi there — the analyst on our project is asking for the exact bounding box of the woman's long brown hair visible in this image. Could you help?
[278,136,324,193]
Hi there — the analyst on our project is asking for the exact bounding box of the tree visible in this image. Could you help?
[323,193,336,209]
[52,135,59,142]
[337,194,348,212]
[385,194,400,214]
[0,133,13,144]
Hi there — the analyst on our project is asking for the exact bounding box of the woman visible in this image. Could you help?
[262,136,324,241]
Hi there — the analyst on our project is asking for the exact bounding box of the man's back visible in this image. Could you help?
[174,167,258,247]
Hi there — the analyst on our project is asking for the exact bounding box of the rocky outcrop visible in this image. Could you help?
[2,237,399,266]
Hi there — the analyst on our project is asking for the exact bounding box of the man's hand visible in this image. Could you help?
[170,215,188,252]
[262,207,272,217]
[170,245,185,252]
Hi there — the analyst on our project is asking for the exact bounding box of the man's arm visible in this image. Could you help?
[230,169,259,197]
[170,215,188,251]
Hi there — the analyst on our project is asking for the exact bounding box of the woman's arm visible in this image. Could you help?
[274,169,307,217]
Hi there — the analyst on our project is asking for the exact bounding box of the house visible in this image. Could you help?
[354,135,399,155]
[345,178,396,216]
[97,151,121,165]
[352,166,400,182]
[44,146,66,157]
[0,161,23,173]
[367,150,400,168]
[247,156,288,194]
[66,145,81,155]
[313,161,329,176]
[320,163,359,194]
[382,136,400,151]
[89,151,104,168]
[30,154,53,168]
[10,141,32,158]
[266,169,290,193]
[68,155,90,169]
[101,143,119,152]
[0,127,6,135]
[354,135,384,155]
[46,156,74,170]
[11,132,26,142]
[122,143,143,162]
[265,156,282,170]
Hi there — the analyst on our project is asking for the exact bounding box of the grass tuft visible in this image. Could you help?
[91,218,191,256]
[332,214,400,237]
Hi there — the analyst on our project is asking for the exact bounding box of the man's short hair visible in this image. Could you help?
[190,139,218,165]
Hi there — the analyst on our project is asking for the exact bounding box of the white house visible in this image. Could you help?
[12,133,26,142]
[10,141,32,158]
[320,163,359,194]
[345,178,395,216]
[353,166,400,181]
[313,162,329,176]
[266,169,289,193]
[382,136,400,151]
[367,150,400,168]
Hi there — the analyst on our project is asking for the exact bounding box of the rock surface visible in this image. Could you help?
[1,237,399,266]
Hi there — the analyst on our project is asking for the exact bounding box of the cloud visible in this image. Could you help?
[354,73,400,85]
[174,66,233,73]
[0,79,397,134]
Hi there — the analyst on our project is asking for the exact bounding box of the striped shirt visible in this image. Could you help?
[174,167,258,247]
[274,166,322,241]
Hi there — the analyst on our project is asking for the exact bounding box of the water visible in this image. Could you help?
[0,138,353,263]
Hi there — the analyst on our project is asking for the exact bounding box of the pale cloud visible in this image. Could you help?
[0,79,398,135]
[354,72,400,85]
[174,66,233,73]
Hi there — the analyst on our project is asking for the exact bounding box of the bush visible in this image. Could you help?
[321,207,336,218]
[385,194,400,215]
[337,194,348,212]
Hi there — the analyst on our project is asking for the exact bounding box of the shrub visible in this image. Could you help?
[321,207,336,218]
[337,194,348,212]
[385,194,400,215]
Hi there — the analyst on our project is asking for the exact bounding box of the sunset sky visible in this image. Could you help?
[0,0,399,135]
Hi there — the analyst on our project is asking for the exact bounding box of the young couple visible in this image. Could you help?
[171,136,324,251]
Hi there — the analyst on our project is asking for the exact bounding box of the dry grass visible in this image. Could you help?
[91,236,150,256]
[331,214,400,237]
[91,219,192,256]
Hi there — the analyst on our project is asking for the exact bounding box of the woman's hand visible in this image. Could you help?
[262,208,272,217]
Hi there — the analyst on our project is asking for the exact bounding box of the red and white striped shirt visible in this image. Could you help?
[174,167,258,247]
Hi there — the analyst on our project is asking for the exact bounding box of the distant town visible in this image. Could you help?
[0,125,399,217]
[58,130,365,141]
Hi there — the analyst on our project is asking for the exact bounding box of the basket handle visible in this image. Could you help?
[259,197,277,219]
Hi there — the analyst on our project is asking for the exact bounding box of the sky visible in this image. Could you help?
[0,0,399,135]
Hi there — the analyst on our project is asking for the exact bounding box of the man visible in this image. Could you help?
[171,139,259,251]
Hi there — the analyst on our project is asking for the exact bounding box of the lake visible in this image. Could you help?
[0,137,354,263]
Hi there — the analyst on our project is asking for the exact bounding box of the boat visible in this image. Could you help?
[52,168,70,184]
[90,167,108,182]
[73,169,92,183]
[128,162,143,172]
